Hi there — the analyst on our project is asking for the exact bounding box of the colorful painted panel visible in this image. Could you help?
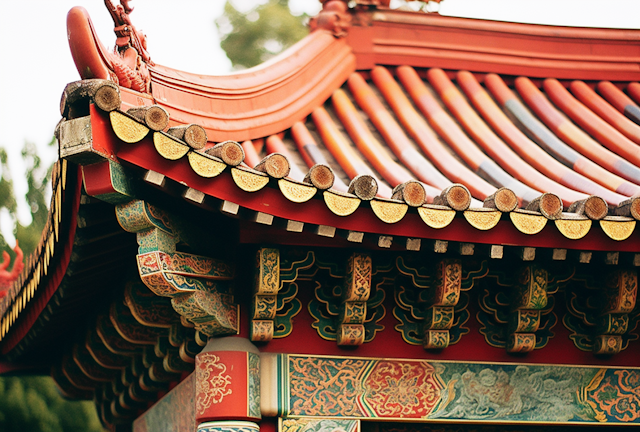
[281,355,640,425]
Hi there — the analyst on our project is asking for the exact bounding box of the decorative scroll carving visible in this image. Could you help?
[394,258,487,349]
[251,248,279,342]
[338,253,372,346]
[309,254,386,344]
[287,356,444,418]
[478,264,572,353]
[251,249,311,342]
[310,1,352,38]
[195,353,232,416]
[281,354,640,425]
[104,0,153,92]
[116,199,238,337]
[564,269,639,355]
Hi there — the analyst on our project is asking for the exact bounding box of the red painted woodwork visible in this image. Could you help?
[1,166,82,355]
[259,280,640,368]
[347,9,640,81]
[67,6,356,143]
[89,106,640,252]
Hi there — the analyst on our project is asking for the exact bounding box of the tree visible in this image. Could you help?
[0,138,53,258]
[0,375,104,432]
[216,0,310,69]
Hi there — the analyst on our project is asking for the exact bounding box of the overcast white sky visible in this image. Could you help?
[0,0,639,242]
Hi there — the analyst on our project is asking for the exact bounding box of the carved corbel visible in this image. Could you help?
[250,249,311,342]
[309,1,352,38]
[251,248,280,342]
[338,253,372,346]
[565,269,638,355]
[594,269,637,355]
[506,265,548,353]
[115,199,238,337]
[479,264,568,354]
[423,259,461,349]
[394,257,480,350]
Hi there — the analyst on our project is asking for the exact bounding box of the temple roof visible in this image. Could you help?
[3,0,640,378]
[58,3,640,251]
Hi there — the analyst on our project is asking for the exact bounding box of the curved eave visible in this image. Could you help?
[66,6,356,142]
[150,32,355,141]
[349,9,640,81]
[89,106,640,251]
[0,161,81,357]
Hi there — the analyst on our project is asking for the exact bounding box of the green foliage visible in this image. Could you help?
[217,0,310,69]
[0,139,53,257]
[0,375,104,432]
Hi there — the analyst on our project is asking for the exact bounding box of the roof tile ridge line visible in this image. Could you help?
[410,68,532,205]
[596,81,640,127]
[369,7,640,40]
[290,121,350,193]
[153,45,356,143]
[515,76,640,187]
[487,75,640,199]
[116,108,636,241]
[264,135,307,182]
[311,106,392,197]
[151,41,354,111]
[428,68,589,207]
[331,86,440,200]
[544,78,640,166]
[347,71,451,190]
[371,65,495,201]
[458,71,625,207]
[571,81,640,145]
[396,66,537,206]
[626,82,640,107]
[149,32,348,92]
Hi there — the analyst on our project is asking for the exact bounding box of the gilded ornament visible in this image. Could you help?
[600,219,636,241]
[510,210,548,235]
[509,310,541,333]
[153,132,189,160]
[337,324,365,346]
[343,253,372,302]
[593,334,622,355]
[323,191,360,216]
[109,110,149,143]
[423,330,450,349]
[555,218,592,240]
[463,209,501,230]
[255,249,280,295]
[188,152,227,178]
[603,270,637,315]
[231,167,269,192]
[507,333,536,353]
[278,179,317,203]
[424,306,454,330]
[417,206,456,229]
[370,200,408,224]
[195,353,232,415]
[251,320,274,342]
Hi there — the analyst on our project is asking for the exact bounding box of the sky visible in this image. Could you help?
[0,0,639,242]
